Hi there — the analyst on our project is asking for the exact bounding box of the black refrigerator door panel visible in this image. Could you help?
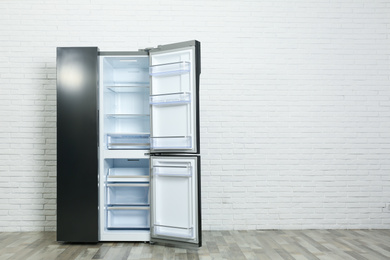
[57,47,99,242]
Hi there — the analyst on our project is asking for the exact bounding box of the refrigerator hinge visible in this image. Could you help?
[139,47,153,53]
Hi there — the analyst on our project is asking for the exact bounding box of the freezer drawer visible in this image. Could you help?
[106,206,150,230]
[106,183,149,206]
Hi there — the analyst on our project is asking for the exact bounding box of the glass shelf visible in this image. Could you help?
[106,84,149,93]
[150,92,191,106]
[150,136,192,149]
[106,114,150,119]
[107,133,150,150]
[149,61,190,77]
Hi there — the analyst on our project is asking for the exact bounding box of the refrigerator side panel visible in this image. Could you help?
[57,47,99,242]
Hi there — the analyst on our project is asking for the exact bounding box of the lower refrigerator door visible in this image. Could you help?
[150,156,201,247]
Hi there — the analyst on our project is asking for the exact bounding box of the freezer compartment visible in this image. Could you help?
[107,133,150,150]
[106,159,149,182]
[106,206,150,230]
[150,136,192,149]
[106,183,149,206]
[150,92,191,106]
[149,61,190,77]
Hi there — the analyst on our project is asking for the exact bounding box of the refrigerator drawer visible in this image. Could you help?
[106,206,150,230]
[107,134,150,150]
[106,183,149,206]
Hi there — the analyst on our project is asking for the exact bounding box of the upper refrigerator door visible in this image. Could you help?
[149,40,201,154]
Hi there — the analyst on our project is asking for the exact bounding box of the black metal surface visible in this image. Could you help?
[56,47,99,242]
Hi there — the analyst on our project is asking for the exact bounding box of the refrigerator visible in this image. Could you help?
[56,40,201,248]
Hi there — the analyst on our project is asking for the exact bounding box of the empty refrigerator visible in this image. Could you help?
[57,40,201,247]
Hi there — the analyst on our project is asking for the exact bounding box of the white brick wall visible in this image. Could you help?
[0,0,389,231]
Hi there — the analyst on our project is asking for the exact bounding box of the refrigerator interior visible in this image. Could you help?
[99,54,151,241]
[101,55,150,150]
[149,49,197,151]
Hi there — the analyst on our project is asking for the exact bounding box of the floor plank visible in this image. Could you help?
[0,230,389,259]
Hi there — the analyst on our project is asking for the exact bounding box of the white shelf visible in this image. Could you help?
[106,114,150,119]
[150,92,191,106]
[106,84,149,93]
[149,61,190,77]
[107,133,150,150]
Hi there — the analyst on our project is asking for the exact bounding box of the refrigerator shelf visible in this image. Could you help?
[107,184,149,206]
[106,114,150,119]
[106,84,149,93]
[107,133,150,150]
[150,92,191,106]
[150,136,192,149]
[149,61,190,77]
[107,175,150,183]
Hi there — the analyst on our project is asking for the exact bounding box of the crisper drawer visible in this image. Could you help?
[107,206,150,230]
[107,134,150,150]
[106,183,149,206]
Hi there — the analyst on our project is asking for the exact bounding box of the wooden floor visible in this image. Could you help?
[0,230,390,260]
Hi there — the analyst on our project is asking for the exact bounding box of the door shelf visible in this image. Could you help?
[150,92,191,106]
[107,133,150,150]
[149,61,190,77]
[106,183,149,206]
[106,84,149,93]
[153,165,192,177]
[154,225,194,239]
[106,206,150,230]
[150,136,192,149]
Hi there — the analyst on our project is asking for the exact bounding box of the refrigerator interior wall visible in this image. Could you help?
[101,56,150,150]
[150,49,196,151]
[151,157,199,244]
